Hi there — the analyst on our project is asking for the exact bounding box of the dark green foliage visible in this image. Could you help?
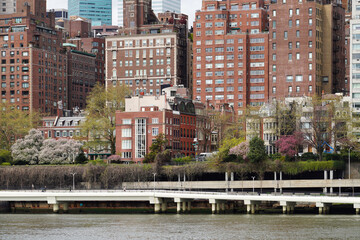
[247,137,267,164]
[0,150,12,164]
[144,134,167,163]
[269,153,282,160]
[323,153,341,161]
[75,152,88,164]
[301,152,318,161]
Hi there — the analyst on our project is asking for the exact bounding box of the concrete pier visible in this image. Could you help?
[63,202,69,213]
[187,202,191,212]
[182,202,187,212]
[211,203,216,214]
[154,203,161,213]
[177,202,181,214]
[53,203,59,213]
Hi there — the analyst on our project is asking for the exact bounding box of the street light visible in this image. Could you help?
[153,173,157,191]
[339,178,341,196]
[251,176,255,193]
[70,172,76,190]
[348,147,353,179]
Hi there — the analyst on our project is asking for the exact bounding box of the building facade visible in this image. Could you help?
[268,0,345,99]
[115,0,181,27]
[351,0,360,111]
[68,0,112,26]
[66,48,96,110]
[1,0,15,14]
[0,0,68,114]
[106,1,189,96]
[193,0,269,116]
[115,95,197,163]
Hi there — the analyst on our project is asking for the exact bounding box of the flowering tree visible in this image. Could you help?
[229,141,249,160]
[39,139,82,165]
[276,131,304,158]
[12,129,83,165]
[11,129,44,164]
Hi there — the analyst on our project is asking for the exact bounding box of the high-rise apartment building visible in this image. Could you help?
[0,0,16,14]
[193,0,269,116]
[0,0,68,114]
[115,0,181,27]
[106,1,189,96]
[152,0,181,14]
[350,0,360,109]
[68,0,112,26]
[268,0,345,99]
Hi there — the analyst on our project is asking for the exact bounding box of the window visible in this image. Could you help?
[309,85,312,92]
[289,20,292,27]
[288,53,292,60]
[288,42,292,49]
[122,128,132,137]
[296,30,300,37]
[122,140,132,149]
[296,8,299,15]
[152,118,159,124]
[309,8,313,15]
[309,41,313,48]
[284,31,288,39]
[152,128,159,136]
[296,53,300,60]
[308,52,313,59]
[296,86,300,92]
[122,119,131,124]
[296,75,303,82]
[288,86,293,93]
[296,42,300,48]
[286,76,293,82]
[308,30,312,37]
[273,10,276,17]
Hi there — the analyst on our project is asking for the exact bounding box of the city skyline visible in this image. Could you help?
[47,0,200,26]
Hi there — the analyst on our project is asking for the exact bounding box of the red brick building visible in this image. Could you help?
[0,0,68,114]
[65,47,96,109]
[193,0,269,116]
[115,95,197,163]
[268,0,345,99]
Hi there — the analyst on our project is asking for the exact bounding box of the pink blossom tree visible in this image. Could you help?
[275,131,304,158]
[229,141,249,160]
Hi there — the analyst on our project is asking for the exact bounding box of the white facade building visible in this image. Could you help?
[115,0,181,27]
[350,0,360,111]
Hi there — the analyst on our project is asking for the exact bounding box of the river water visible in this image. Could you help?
[0,214,359,240]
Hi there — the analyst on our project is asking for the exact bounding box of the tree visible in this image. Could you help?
[0,150,12,164]
[11,129,83,165]
[229,141,249,160]
[0,102,39,150]
[38,139,82,164]
[144,134,167,163]
[247,136,267,164]
[11,129,44,164]
[81,84,130,155]
[276,131,304,159]
[217,137,243,163]
[302,96,342,161]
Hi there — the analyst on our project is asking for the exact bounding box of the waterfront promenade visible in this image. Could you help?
[0,190,359,214]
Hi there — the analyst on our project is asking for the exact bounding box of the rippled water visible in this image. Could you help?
[0,214,360,240]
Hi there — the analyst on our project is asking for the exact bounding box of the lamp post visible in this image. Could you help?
[70,172,76,190]
[348,147,353,179]
[251,176,255,193]
[153,173,157,191]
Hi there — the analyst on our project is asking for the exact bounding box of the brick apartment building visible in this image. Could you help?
[268,0,345,99]
[61,17,106,86]
[105,0,189,96]
[115,95,197,163]
[65,46,96,109]
[193,0,269,116]
[0,0,68,114]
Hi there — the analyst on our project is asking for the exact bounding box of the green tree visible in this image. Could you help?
[144,133,167,163]
[0,102,40,150]
[247,136,267,164]
[216,137,243,163]
[0,149,12,164]
[80,84,130,155]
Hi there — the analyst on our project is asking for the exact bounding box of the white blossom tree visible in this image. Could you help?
[11,129,44,164]
[39,139,82,164]
[12,129,83,165]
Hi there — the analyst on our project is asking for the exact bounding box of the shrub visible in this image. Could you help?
[1,162,11,166]
[0,150,12,164]
[301,152,318,161]
[269,153,282,160]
